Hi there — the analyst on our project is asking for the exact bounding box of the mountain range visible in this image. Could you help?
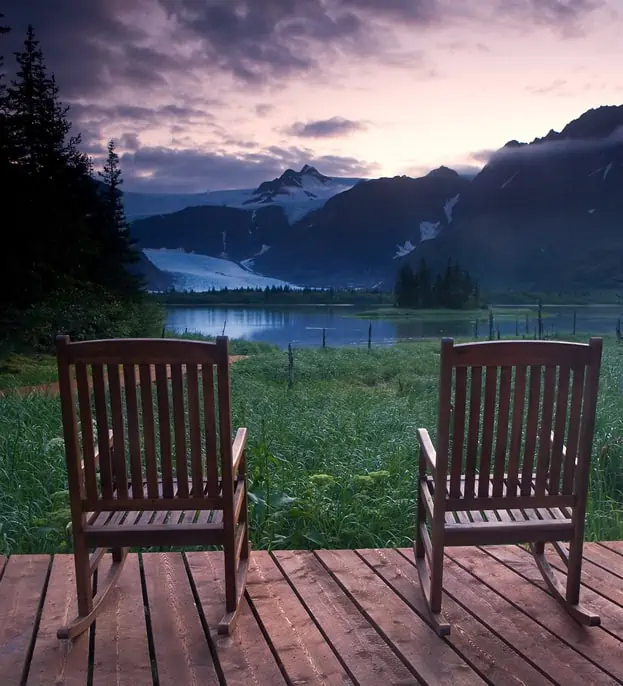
[129,105,623,292]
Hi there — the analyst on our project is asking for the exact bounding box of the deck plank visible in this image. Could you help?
[27,555,91,685]
[141,552,219,686]
[0,555,50,685]
[274,549,418,685]
[185,551,287,686]
[583,543,623,579]
[92,554,152,686]
[448,546,623,684]
[363,548,551,686]
[246,551,351,685]
[483,544,623,641]
[316,548,482,685]
[598,541,623,557]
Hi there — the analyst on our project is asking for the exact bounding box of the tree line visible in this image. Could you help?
[394,258,480,309]
[153,286,393,306]
[0,19,154,349]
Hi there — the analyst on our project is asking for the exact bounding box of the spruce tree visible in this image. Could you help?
[95,139,142,294]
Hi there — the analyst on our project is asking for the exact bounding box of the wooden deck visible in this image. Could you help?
[1,542,622,685]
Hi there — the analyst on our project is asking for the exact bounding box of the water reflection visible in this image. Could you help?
[164,305,622,350]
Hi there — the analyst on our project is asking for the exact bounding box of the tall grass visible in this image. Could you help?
[0,340,621,555]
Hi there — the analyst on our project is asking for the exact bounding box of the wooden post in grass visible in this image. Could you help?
[161,326,166,338]
[496,325,501,340]
[515,317,519,337]
[488,309,494,340]
[525,312,529,336]
[288,343,294,388]
[473,320,479,339]
[537,300,543,339]
[617,318,621,343]
[573,310,577,335]
[368,321,372,349]
[322,328,326,348]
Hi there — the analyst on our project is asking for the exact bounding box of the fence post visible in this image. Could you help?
[572,310,577,336]
[515,317,519,337]
[537,300,543,340]
[617,318,621,343]
[368,321,372,350]
[525,312,529,336]
[288,343,294,389]
[488,309,494,341]
[322,328,326,348]
[473,320,479,339]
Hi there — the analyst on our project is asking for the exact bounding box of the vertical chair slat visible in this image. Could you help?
[187,364,204,496]
[534,365,557,497]
[75,362,99,503]
[123,364,143,499]
[139,364,159,499]
[449,367,467,498]
[562,365,585,494]
[520,365,541,495]
[464,366,482,499]
[506,365,526,497]
[549,366,571,495]
[107,363,128,499]
[171,363,189,497]
[202,363,219,497]
[91,364,113,499]
[478,366,498,498]
[155,364,174,498]
[492,365,512,497]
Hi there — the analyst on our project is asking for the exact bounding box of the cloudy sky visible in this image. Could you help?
[2,0,622,193]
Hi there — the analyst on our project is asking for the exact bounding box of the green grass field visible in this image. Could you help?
[1,338,622,555]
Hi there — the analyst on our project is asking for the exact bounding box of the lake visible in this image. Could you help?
[164,304,623,349]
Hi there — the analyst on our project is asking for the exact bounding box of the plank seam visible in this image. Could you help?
[596,542,623,559]
[393,548,558,686]
[242,588,294,686]
[364,548,552,686]
[269,551,360,685]
[311,550,427,685]
[451,546,622,683]
[0,555,7,582]
[483,545,623,644]
[181,552,227,686]
[18,554,54,686]
[583,546,623,581]
[87,565,99,686]
[138,552,161,685]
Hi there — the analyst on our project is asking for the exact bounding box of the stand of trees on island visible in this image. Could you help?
[394,259,481,309]
[0,20,159,350]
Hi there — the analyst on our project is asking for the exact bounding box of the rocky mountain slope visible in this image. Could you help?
[132,105,623,291]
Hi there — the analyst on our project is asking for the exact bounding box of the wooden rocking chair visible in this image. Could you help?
[56,335,249,640]
[416,337,603,636]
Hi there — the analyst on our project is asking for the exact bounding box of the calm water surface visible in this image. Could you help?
[164,304,623,349]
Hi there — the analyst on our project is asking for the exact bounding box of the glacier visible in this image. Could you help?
[143,248,299,292]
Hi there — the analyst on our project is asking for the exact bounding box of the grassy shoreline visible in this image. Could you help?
[1,335,621,555]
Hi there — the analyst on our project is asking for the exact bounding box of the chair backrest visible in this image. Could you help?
[435,337,602,511]
[56,335,233,513]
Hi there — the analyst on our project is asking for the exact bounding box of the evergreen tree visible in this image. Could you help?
[96,139,141,294]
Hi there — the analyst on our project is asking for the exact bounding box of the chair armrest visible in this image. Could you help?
[417,428,437,473]
[232,427,248,473]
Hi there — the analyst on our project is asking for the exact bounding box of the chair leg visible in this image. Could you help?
[414,481,451,636]
[218,473,251,635]
[58,547,129,640]
[217,531,249,635]
[529,541,600,627]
